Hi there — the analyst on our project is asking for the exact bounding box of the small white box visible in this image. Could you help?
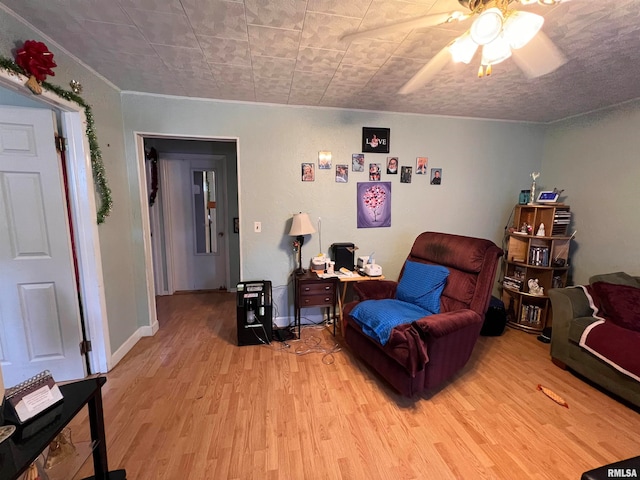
[357,256,369,270]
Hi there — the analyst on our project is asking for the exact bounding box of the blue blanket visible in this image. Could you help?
[350,299,431,345]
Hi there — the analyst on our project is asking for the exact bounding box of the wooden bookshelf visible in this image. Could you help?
[501,204,573,333]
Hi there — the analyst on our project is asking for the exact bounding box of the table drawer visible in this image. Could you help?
[299,282,335,296]
[300,293,335,307]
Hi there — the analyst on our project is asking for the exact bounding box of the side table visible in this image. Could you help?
[294,271,338,337]
[0,376,126,480]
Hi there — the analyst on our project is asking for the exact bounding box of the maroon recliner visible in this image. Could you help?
[343,232,502,397]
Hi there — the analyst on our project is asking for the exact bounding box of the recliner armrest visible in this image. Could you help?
[412,309,481,338]
[353,280,397,300]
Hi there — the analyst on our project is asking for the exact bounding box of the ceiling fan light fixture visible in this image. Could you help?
[481,34,512,66]
[504,11,544,50]
[449,32,479,64]
[538,0,558,5]
[470,7,504,46]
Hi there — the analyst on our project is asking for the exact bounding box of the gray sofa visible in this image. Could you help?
[548,272,640,409]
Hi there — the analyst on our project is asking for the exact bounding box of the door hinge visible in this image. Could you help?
[80,340,92,355]
[55,135,67,152]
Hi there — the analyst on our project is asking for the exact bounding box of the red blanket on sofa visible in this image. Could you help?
[579,283,640,382]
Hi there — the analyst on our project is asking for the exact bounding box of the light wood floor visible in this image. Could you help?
[70,292,640,479]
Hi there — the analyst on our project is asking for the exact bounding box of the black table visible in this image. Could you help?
[0,376,126,480]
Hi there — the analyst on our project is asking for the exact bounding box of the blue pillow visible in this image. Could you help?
[396,261,449,314]
[350,299,431,345]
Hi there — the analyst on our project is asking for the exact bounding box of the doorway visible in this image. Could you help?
[0,75,110,383]
[141,136,240,296]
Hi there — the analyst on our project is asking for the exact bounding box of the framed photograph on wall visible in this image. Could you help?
[357,182,391,228]
[352,153,364,172]
[416,157,428,174]
[362,127,390,153]
[369,163,381,181]
[430,168,442,185]
[400,166,412,183]
[335,164,348,183]
[386,157,398,174]
[301,163,315,182]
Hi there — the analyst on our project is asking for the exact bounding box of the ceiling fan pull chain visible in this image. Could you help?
[486,64,493,76]
[478,65,485,78]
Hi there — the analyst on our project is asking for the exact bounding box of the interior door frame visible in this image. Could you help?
[0,70,110,374]
[135,133,241,300]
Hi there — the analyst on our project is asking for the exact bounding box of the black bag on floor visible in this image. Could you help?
[481,296,507,336]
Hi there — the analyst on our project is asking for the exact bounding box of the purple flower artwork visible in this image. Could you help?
[357,182,391,228]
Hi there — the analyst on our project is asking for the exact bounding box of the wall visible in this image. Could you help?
[0,10,142,355]
[122,93,546,323]
[541,99,640,284]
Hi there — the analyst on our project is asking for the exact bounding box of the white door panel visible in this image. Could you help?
[163,155,227,291]
[0,106,84,386]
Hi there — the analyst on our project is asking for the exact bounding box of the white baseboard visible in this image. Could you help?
[141,320,160,336]
[108,322,158,369]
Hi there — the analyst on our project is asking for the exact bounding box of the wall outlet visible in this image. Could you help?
[254,221,261,233]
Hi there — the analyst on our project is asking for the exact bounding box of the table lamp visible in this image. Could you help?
[289,212,316,274]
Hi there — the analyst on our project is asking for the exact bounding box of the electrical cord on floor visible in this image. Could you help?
[258,324,341,364]
[293,325,341,365]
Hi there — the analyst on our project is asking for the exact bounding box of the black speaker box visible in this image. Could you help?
[331,242,355,271]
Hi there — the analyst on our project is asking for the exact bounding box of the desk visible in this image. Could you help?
[0,376,126,480]
[336,272,385,336]
[294,271,338,337]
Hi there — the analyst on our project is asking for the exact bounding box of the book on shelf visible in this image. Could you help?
[552,210,571,235]
[529,246,550,266]
[503,276,523,291]
[520,304,542,325]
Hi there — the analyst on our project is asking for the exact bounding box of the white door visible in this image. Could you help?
[0,106,85,386]
[165,155,227,291]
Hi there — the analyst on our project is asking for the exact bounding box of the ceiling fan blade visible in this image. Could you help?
[399,46,452,94]
[341,11,466,43]
[511,31,567,78]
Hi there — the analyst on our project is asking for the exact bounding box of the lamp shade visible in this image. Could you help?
[481,34,512,66]
[449,32,479,64]
[470,7,504,46]
[289,212,316,236]
[503,11,544,50]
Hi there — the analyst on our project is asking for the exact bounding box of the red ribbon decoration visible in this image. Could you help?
[15,40,57,82]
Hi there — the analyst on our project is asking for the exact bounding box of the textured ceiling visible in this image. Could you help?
[2,0,640,123]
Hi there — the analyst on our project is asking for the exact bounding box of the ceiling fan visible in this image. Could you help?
[341,0,568,94]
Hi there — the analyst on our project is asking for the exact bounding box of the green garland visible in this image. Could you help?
[0,56,112,224]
